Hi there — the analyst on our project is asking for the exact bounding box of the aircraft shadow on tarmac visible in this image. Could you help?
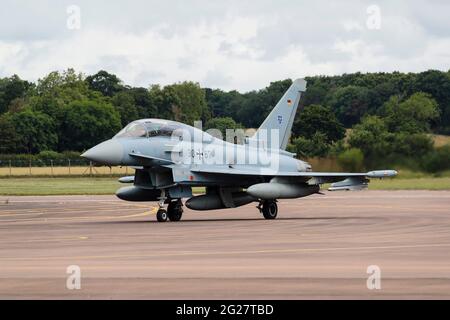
[95,216,381,225]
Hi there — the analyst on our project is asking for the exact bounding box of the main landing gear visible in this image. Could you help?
[167,199,183,221]
[258,200,278,220]
[156,198,183,222]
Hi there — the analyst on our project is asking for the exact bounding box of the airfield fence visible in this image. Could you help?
[0,159,131,177]
[0,156,343,177]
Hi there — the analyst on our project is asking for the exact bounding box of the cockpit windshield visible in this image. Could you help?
[114,122,147,138]
[114,120,183,139]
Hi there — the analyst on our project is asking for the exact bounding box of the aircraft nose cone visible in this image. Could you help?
[81,140,124,165]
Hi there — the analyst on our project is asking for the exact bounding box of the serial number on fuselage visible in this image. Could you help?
[190,148,216,160]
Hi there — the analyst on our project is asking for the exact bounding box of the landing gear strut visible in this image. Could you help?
[259,200,278,220]
[156,189,168,222]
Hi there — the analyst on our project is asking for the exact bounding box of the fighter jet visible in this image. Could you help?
[81,78,397,222]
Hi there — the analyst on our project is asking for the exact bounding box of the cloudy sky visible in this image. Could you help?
[0,0,449,91]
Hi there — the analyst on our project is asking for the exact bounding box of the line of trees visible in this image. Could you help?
[0,68,449,172]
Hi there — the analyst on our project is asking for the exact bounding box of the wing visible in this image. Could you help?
[190,166,397,191]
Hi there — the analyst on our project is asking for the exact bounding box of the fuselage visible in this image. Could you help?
[82,118,311,188]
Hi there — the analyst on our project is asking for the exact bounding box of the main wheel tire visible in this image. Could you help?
[156,209,168,222]
[167,200,183,222]
[262,201,278,220]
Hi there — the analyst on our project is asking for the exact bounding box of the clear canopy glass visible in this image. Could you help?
[114,121,182,139]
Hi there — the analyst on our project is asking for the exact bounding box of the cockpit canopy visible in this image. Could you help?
[114,120,183,139]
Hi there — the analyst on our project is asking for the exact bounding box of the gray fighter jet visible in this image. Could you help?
[81,79,397,222]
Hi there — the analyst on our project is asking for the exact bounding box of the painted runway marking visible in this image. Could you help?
[3,242,450,261]
[0,208,156,223]
[0,202,149,214]
[16,236,91,243]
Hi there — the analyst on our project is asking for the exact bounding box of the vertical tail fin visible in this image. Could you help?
[253,78,307,150]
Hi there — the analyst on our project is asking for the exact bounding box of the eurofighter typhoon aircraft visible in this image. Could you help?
[81,79,397,222]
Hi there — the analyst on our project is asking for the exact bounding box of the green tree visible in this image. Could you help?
[391,133,434,157]
[8,97,27,113]
[129,87,157,118]
[382,93,439,133]
[204,117,242,139]
[291,132,330,158]
[0,114,20,153]
[60,100,121,151]
[421,145,450,173]
[347,116,393,159]
[150,82,209,125]
[205,88,242,118]
[30,69,102,120]
[301,81,328,107]
[36,69,85,96]
[413,70,450,133]
[8,109,58,153]
[236,79,292,128]
[38,150,62,160]
[148,84,179,120]
[28,69,114,151]
[327,85,371,127]
[112,91,139,126]
[171,81,210,124]
[3,69,450,158]
[293,104,345,143]
[85,70,124,97]
[0,75,33,114]
[337,148,364,172]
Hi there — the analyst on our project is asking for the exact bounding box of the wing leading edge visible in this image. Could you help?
[190,167,396,178]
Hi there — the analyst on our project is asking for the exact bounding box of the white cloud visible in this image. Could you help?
[342,20,364,32]
[0,0,449,91]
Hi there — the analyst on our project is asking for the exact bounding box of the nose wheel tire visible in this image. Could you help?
[167,199,183,222]
[262,200,278,220]
[156,209,168,222]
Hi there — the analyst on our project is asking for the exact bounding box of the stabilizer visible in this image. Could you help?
[252,78,307,150]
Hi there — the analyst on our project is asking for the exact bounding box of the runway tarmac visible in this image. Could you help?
[0,190,449,299]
